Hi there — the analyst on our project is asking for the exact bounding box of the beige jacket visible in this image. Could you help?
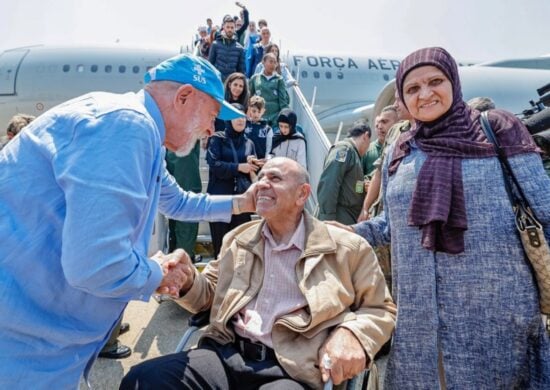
[177,212,396,389]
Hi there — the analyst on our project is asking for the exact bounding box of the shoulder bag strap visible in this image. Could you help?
[480,111,542,231]
[479,112,519,205]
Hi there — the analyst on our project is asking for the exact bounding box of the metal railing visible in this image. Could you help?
[287,77,331,211]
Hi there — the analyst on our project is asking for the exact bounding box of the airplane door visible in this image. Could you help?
[0,49,29,95]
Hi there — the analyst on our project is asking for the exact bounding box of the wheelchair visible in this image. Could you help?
[174,310,372,390]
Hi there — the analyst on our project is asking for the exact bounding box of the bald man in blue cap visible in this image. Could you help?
[0,54,255,388]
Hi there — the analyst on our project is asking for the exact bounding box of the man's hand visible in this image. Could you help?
[318,327,368,385]
[153,249,195,298]
[233,183,258,214]
[235,1,246,9]
[324,220,354,232]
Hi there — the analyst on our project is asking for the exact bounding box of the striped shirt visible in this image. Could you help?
[233,216,307,347]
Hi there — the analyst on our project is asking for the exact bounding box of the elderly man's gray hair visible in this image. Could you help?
[467,97,496,112]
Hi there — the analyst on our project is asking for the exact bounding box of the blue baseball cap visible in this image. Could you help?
[144,54,245,120]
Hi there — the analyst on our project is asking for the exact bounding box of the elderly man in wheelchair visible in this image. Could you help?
[121,157,396,389]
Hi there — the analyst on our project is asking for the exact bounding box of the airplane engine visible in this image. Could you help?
[525,107,550,135]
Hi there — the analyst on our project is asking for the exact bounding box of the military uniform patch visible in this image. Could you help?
[335,148,348,162]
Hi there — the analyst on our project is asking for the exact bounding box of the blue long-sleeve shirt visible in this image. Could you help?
[0,90,232,389]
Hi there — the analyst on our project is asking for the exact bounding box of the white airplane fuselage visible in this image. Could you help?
[0,45,401,131]
[0,46,178,126]
[1,45,549,134]
[283,53,401,129]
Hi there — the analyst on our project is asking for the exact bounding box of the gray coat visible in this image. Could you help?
[355,142,550,389]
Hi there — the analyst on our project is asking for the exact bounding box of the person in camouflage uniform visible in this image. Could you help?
[316,120,372,225]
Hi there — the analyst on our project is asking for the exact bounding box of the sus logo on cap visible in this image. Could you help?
[193,64,206,84]
[144,54,245,120]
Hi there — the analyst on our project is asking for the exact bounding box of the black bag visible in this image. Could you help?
[228,138,252,194]
[234,174,252,194]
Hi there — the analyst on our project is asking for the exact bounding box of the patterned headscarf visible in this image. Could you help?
[389,47,537,254]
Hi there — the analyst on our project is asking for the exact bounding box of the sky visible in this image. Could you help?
[1,0,549,62]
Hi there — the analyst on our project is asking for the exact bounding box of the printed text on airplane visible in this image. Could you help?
[292,56,400,71]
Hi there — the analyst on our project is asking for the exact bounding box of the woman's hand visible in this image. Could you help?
[247,155,266,168]
[238,163,259,174]
[357,209,370,222]
[363,179,370,193]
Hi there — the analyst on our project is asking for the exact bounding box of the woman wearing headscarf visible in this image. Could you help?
[344,47,550,388]
[207,103,257,257]
[270,108,307,169]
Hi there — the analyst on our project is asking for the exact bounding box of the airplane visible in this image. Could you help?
[0,45,176,128]
[478,55,550,71]
[282,52,402,132]
[2,44,549,139]
[0,45,403,134]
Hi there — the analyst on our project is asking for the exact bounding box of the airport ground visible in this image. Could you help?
[80,299,197,389]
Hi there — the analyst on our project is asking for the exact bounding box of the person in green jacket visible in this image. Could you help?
[362,106,397,178]
[316,120,372,224]
[249,53,289,125]
[165,141,202,258]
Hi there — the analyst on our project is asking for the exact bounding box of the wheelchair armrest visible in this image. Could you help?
[188,309,211,327]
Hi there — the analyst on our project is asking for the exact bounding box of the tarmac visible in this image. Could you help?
[80,298,198,390]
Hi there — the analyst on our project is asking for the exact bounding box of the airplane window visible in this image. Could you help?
[91,65,98,73]
[132,66,140,74]
[325,72,332,79]
[313,71,320,79]
[301,70,308,79]
[63,65,70,72]
[291,70,297,78]
[76,65,85,73]
[337,72,344,80]
[119,65,126,73]
[105,65,112,73]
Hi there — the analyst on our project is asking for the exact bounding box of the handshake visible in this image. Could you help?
[152,249,195,299]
